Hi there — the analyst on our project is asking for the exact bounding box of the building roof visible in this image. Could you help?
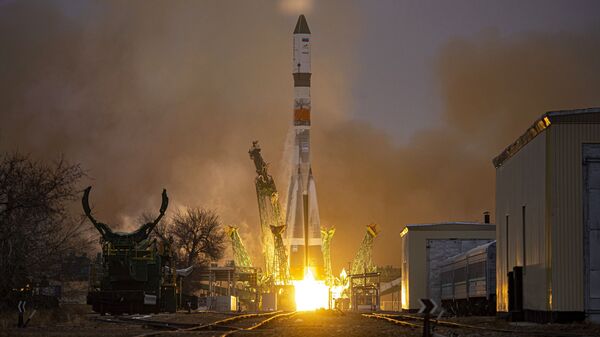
[400,222,495,236]
[493,107,600,168]
[294,14,311,34]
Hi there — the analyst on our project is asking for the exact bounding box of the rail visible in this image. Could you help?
[98,311,295,337]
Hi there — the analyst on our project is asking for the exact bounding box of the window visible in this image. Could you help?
[454,266,467,283]
[441,270,453,285]
[468,261,486,280]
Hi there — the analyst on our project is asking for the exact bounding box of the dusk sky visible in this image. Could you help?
[1,0,599,272]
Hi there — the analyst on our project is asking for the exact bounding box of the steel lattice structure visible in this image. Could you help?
[249,141,289,283]
[249,142,277,277]
[226,226,253,268]
[321,226,335,285]
[350,223,379,275]
[271,224,290,284]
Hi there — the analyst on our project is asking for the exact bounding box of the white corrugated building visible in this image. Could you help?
[400,222,495,311]
[494,107,600,323]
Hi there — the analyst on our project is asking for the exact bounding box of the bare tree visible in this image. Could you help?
[137,211,169,242]
[134,208,226,295]
[169,208,225,268]
[138,208,225,267]
[0,152,88,304]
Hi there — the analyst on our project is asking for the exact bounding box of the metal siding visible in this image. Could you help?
[545,131,553,311]
[454,282,468,299]
[487,245,497,298]
[582,145,600,322]
[469,279,487,298]
[495,184,507,312]
[550,124,600,312]
[550,113,600,124]
[495,132,547,312]
[408,230,425,310]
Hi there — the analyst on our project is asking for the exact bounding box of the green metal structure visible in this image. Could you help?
[271,224,290,284]
[83,186,178,314]
[350,224,379,275]
[249,141,288,283]
[321,226,335,285]
[227,226,253,268]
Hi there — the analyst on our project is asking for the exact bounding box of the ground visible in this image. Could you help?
[1,305,599,337]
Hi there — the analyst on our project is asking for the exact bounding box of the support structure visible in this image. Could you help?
[249,141,290,284]
[226,226,253,268]
[349,272,381,311]
[350,224,379,275]
[271,225,290,284]
[321,226,335,285]
[249,141,280,278]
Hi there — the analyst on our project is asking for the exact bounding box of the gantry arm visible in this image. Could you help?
[82,186,114,239]
[82,186,169,243]
[134,189,169,241]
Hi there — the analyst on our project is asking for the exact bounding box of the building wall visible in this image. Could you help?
[496,122,600,314]
[549,124,600,312]
[400,225,495,310]
[380,292,401,311]
[400,232,409,310]
[495,132,548,312]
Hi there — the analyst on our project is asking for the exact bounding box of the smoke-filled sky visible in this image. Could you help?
[1,0,599,273]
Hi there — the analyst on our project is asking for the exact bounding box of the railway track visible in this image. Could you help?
[95,311,297,337]
[363,313,599,337]
[95,315,198,331]
[219,311,297,336]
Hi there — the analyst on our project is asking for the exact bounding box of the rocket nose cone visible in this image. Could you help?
[294,14,311,34]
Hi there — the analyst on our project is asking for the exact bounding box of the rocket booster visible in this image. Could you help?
[286,15,324,280]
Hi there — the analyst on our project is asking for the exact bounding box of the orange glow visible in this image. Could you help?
[293,268,329,311]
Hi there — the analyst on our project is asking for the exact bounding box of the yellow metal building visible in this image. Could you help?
[494,107,600,323]
[400,222,495,311]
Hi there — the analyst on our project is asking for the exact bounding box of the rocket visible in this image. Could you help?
[286,15,324,280]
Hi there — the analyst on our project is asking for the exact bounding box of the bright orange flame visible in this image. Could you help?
[330,268,349,301]
[293,268,329,311]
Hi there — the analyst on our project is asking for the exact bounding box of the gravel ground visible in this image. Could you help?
[2,305,599,337]
[440,315,600,337]
[255,311,421,337]
[0,308,416,337]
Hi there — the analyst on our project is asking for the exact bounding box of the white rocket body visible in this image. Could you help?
[286,15,324,280]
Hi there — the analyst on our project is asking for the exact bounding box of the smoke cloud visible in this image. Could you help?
[316,30,600,270]
[279,0,314,15]
[1,1,599,272]
[0,0,359,269]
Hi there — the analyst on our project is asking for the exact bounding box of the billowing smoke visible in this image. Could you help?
[0,0,360,268]
[1,1,599,272]
[279,0,314,15]
[314,30,600,270]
